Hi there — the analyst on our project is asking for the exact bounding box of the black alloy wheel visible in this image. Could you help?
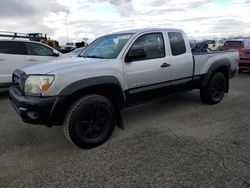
[200,72,226,104]
[64,95,116,149]
[211,77,226,102]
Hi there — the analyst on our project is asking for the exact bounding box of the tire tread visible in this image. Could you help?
[63,94,115,148]
[200,72,226,105]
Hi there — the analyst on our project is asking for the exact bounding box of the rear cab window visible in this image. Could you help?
[0,41,26,55]
[168,32,186,56]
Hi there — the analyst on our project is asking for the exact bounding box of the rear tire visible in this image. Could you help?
[200,72,226,105]
[64,94,116,149]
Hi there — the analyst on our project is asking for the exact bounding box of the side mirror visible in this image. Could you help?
[125,48,146,63]
[53,52,59,57]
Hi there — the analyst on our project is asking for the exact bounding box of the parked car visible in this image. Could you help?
[201,39,225,51]
[238,44,250,72]
[68,47,86,57]
[9,28,239,149]
[208,39,225,50]
[61,42,76,50]
[222,39,249,53]
[0,39,67,88]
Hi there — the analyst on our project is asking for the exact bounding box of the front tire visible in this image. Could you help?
[64,95,116,149]
[200,72,226,105]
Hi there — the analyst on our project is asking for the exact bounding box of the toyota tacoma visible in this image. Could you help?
[9,28,239,149]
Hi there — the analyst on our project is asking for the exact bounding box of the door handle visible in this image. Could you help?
[28,58,37,61]
[0,57,5,61]
[161,63,170,68]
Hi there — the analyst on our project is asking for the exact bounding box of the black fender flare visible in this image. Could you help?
[201,59,231,88]
[59,76,124,97]
[48,76,125,128]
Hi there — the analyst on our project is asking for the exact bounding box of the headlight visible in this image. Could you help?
[24,75,54,94]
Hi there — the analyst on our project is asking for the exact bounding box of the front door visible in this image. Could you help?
[123,32,172,95]
[25,42,57,66]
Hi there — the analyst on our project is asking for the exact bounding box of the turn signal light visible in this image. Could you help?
[41,83,50,91]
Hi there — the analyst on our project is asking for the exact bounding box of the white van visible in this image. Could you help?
[0,39,67,88]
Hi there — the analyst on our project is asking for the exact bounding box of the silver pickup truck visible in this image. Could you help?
[9,28,239,148]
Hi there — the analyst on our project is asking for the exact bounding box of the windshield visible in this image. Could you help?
[79,33,133,59]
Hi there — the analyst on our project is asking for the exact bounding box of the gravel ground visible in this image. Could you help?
[0,73,250,188]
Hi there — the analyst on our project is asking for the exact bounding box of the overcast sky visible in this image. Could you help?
[0,0,250,44]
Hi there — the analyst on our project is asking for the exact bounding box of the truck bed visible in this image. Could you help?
[192,50,239,76]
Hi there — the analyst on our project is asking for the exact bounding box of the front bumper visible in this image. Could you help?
[238,59,250,70]
[9,86,65,126]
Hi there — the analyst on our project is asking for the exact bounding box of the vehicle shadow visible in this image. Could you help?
[112,90,203,137]
[239,70,250,75]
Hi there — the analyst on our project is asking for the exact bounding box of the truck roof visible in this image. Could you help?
[111,28,184,35]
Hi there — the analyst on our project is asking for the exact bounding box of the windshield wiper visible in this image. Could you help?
[81,55,105,59]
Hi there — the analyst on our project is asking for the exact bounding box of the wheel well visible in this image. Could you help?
[49,83,126,127]
[216,66,229,79]
[60,84,125,128]
[69,84,125,109]
[201,65,229,92]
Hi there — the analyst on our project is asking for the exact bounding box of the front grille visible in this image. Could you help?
[12,70,27,93]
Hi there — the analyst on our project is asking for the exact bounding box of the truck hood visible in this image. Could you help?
[21,57,111,74]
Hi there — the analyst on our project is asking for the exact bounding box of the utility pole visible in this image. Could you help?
[65,16,69,41]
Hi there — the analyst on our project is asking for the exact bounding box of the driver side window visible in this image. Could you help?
[129,33,165,60]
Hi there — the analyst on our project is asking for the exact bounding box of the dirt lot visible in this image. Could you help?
[0,73,250,188]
